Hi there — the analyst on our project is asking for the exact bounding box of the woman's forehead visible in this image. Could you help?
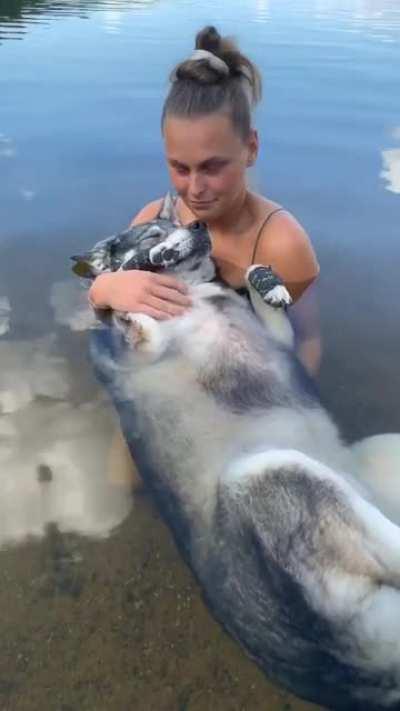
[164,114,244,159]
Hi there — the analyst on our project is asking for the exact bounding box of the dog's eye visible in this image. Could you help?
[192,221,205,231]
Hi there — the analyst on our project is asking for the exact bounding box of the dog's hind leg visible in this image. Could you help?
[226,448,400,587]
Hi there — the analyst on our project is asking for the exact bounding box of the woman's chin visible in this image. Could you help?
[190,201,221,221]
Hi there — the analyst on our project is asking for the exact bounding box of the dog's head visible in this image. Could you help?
[148,220,216,284]
[71,219,216,285]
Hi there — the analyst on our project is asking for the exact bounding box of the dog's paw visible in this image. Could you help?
[263,284,292,308]
[246,265,292,308]
[113,312,151,344]
[113,312,169,360]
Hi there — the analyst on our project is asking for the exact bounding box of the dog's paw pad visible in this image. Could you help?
[128,321,147,345]
[114,312,151,346]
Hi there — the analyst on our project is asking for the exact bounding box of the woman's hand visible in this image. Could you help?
[88,270,192,320]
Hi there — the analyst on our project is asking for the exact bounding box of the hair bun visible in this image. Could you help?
[195,26,221,54]
[163,26,262,136]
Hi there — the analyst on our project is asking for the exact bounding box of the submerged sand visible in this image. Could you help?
[0,487,321,711]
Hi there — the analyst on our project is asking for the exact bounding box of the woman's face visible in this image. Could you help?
[163,113,258,222]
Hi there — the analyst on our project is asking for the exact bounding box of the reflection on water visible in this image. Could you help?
[0,296,11,335]
[255,0,270,23]
[0,132,16,158]
[0,329,132,546]
[0,334,69,413]
[381,131,400,194]
[50,279,97,331]
[0,0,157,40]
[0,0,399,709]
[253,0,400,39]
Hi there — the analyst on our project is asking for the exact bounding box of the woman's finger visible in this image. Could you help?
[153,273,189,294]
[151,283,192,307]
[145,295,186,317]
[138,305,171,321]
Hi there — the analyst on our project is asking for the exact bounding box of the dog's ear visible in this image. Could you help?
[70,253,100,278]
[158,192,179,224]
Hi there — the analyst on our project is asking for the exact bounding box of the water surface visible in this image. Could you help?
[0,1,399,709]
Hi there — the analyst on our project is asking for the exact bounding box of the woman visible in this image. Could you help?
[89,26,320,373]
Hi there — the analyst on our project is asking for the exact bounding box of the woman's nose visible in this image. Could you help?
[189,172,206,196]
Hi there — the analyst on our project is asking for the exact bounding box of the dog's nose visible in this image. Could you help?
[163,248,177,261]
[192,221,207,231]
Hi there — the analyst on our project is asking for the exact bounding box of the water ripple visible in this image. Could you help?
[0,0,157,41]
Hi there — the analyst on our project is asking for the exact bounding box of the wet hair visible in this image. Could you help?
[161,26,262,140]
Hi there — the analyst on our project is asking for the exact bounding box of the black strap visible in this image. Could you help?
[251,207,285,264]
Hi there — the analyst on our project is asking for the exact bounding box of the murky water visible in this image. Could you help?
[0,0,399,709]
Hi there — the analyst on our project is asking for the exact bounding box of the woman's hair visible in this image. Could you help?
[161,26,262,140]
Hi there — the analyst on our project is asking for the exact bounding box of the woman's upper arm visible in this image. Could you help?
[256,213,320,302]
[129,198,164,226]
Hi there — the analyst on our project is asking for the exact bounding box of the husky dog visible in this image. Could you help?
[74,216,400,711]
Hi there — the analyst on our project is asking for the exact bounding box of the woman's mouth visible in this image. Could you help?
[190,200,216,209]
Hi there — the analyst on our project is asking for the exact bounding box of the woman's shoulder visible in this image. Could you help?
[129,197,165,227]
[252,194,320,301]
[252,193,313,257]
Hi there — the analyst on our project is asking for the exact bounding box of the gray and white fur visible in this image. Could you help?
[77,210,400,711]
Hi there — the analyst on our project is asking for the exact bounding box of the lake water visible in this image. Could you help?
[0,1,399,709]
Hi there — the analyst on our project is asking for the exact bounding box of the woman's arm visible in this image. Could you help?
[255,213,322,374]
[88,199,191,316]
[256,212,320,303]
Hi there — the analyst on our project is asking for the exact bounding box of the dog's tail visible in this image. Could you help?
[351,433,400,526]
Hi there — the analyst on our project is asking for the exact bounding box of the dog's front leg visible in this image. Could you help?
[245,265,294,348]
[113,312,172,362]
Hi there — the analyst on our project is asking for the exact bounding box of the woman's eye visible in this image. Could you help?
[174,165,189,176]
[203,162,225,175]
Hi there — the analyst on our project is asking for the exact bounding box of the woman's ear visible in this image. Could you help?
[246,128,259,166]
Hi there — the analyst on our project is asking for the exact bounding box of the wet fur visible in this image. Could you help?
[86,226,400,709]
[89,284,400,710]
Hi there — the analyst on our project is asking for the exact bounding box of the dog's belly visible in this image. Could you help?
[116,355,359,521]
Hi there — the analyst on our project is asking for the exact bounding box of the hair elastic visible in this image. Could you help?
[189,49,230,75]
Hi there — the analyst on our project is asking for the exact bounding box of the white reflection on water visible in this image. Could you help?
[0,334,69,413]
[0,331,132,547]
[101,9,123,34]
[313,0,400,20]
[20,188,37,201]
[381,138,400,195]
[255,0,270,22]
[264,0,400,39]
[0,133,16,158]
[0,296,11,336]
[50,279,97,331]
